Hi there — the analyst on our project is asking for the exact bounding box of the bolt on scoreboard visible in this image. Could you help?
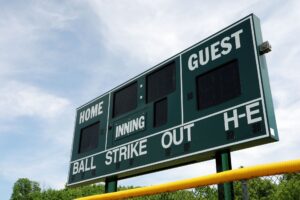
[67,14,278,187]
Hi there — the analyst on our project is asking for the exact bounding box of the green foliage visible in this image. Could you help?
[193,186,218,199]
[10,180,105,200]
[10,178,41,200]
[234,178,276,200]
[272,173,300,199]
[10,173,300,200]
[35,184,105,200]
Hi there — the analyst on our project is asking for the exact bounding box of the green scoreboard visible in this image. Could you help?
[67,14,278,187]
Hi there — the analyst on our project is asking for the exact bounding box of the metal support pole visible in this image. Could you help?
[216,150,234,200]
[241,179,249,200]
[105,177,118,193]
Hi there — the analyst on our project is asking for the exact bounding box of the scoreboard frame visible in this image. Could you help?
[67,14,278,187]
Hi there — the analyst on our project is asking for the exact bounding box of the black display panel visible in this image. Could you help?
[113,82,137,118]
[147,62,176,103]
[78,122,100,154]
[154,98,168,127]
[196,60,241,110]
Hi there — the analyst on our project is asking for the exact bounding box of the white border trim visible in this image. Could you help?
[179,55,184,124]
[67,112,78,183]
[105,93,111,150]
[250,17,270,137]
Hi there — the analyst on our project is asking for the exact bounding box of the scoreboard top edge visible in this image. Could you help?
[76,13,258,111]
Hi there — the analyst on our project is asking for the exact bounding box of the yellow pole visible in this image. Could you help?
[76,159,300,200]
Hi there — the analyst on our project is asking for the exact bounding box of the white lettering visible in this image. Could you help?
[115,115,146,139]
[72,157,97,175]
[231,29,243,49]
[139,139,147,156]
[188,53,198,71]
[105,151,112,165]
[84,108,91,122]
[184,123,194,142]
[79,111,85,124]
[72,162,79,175]
[173,129,184,145]
[130,141,139,158]
[132,119,139,133]
[78,160,85,173]
[123,123,130,136]
[112,148,119,163]
[98,101,103,115]
[85,158,90,171]
[199,47,210,66]
[224,109,239,131]
[104,139,148,165]
[115,125,123,138]
[79,101,104,124]
[119,146,127,161]
[139,116,145,129]
[161,131,173,149]
[211,41,221,61]
[246,102,262,124]
[161,123,194,149]
[221,36,232,55]
[91,157,96,170]
[90,104,98,118]
[187,29,243,71]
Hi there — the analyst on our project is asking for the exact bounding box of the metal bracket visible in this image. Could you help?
[259,41,272,55]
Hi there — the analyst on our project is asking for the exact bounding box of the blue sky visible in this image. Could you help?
[1,0,300,199]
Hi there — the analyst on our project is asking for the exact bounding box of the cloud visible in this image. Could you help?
[87,0,265,66]
[0,81,73,198]
[0,146,69,190]
[0,3,87,198]
[0,1,78,76]
[0,80,74,157]
[119,160,216,187]
[0,81,70,120]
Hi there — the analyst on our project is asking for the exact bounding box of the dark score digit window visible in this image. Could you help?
[147,62,176,103]
[78,122,100,154]
[154,98,168,127]
[113,82,137,118]
[196,60,241,110]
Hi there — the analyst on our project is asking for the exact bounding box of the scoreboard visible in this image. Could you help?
[67,14,278,187]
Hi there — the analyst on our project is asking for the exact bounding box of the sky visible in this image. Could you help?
[0,0,300,199]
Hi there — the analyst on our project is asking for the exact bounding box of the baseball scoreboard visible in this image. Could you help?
[67,14,278,187]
